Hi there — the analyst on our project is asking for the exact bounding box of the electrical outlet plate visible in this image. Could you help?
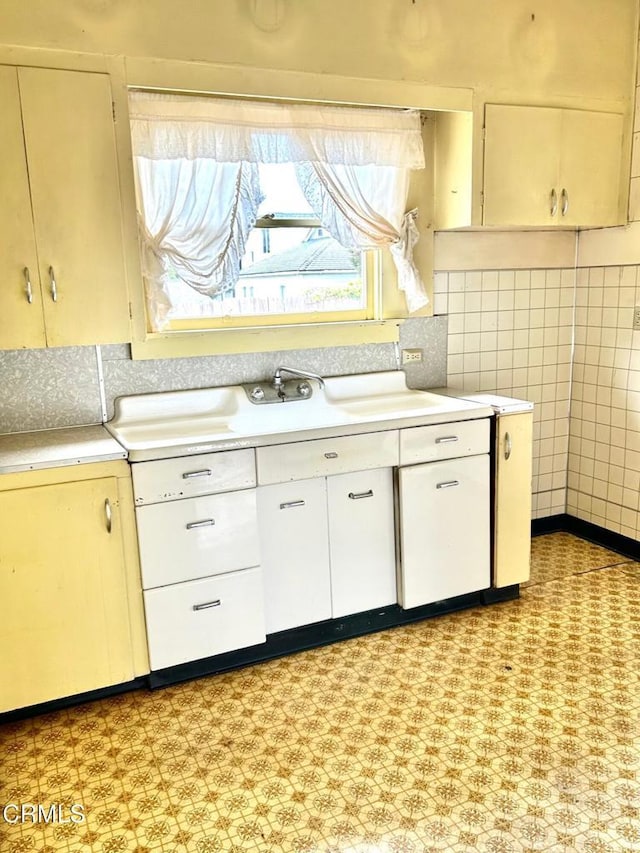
[401,348,423,365]
[633,307,640,331]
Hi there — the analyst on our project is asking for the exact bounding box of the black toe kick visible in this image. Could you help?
[149,587,516,689]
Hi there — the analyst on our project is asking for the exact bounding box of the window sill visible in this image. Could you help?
[130,319,403,360]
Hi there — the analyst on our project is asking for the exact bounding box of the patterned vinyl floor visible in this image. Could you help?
[1,533,640,853]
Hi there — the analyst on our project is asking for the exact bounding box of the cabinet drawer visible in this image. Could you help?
[132,448,256,505]
[143,568,266,670]
[400,418,489,465]
[136,490,259,589]
[257,430,398,484]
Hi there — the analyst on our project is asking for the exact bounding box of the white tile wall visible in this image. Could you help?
[436,267,574,519]
[567,263,640,538]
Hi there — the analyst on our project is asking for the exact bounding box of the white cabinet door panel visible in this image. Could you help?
[257,478,332,633]
[136,489,259,589]
[327,468,397,618]
[399,455,490,608]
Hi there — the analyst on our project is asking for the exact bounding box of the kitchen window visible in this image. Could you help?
[129,92,428,336]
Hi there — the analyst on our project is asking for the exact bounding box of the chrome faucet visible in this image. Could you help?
[273,366,325,398]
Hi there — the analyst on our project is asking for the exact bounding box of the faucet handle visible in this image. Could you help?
[297,382,312,397]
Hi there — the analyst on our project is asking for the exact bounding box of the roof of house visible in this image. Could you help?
[240,235,358,278]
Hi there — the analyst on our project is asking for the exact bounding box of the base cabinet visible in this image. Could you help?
[327,468,396,618]
[494,412,533,587]
[257,467,397,634]
[257,478,332,634]
[0,469,141,713]
[398,454,490,609]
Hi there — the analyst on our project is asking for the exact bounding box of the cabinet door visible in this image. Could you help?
[0,478,134,712]
[0,66,45,349]
[559,109,623,227]
[494,413,533,587]
[257,478,331,634]
[483,104,560,226]
[399,455,490,608]
[327,468,397,618]
[18,67,130,347]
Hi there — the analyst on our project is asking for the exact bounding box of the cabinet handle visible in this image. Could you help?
[186,518,215,529]
[550,188,558,216]
[504,432,512,461]
[182,468,212,479]
[23,267,33,304]
[104,498,112,533]
[348,490,374,500]
[435,435,459,445]
[280,500,305,509]
[561,188,569,217]
[324,452,338,459]
[436,480,460,490]
[193,599,221,611]
[49,266,57,302]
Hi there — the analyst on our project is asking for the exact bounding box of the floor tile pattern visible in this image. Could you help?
[525,532,628,587]
[1,534,640,852]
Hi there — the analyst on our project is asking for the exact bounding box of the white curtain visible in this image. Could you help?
[130,91,424,167]
[296,163,428,312]
[134,157,262,330]
[129,91,427,328]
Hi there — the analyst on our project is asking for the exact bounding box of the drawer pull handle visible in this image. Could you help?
[280,500,305,509]
[550,187,558,217]
[504,432,512,461]
[436,480,460,490]
[561,187,569,217]
[186,518,215,530]
[192,599,221,611]
[104,498,112,533]
[24,267,33,304]
[348,490,374,500]
[435,436,459,444]
[324,452,338,459]
[182,468,212,479]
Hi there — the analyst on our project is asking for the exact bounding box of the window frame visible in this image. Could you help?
[119,62,448,359]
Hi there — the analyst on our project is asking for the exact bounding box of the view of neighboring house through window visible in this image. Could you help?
[129,92,428,333]
[163,164,365,322]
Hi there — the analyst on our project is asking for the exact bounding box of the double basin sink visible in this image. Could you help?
[106,371,493,461]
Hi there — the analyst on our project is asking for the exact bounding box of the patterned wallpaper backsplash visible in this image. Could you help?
[0,317,447,434]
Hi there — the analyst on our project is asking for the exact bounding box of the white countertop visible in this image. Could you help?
[0,425,127,475]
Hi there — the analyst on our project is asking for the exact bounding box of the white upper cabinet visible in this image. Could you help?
[0,65,131,350]
[482,103,624,228]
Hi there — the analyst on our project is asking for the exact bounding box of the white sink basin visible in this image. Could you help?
[324,372,453,419]
[107,371,494,460]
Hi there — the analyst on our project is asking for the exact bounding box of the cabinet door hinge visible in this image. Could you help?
[482,126,486,141]
[128,301,133,320]
[112,100,117,123]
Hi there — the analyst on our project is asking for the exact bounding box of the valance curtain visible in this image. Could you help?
[129,91,428,328]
